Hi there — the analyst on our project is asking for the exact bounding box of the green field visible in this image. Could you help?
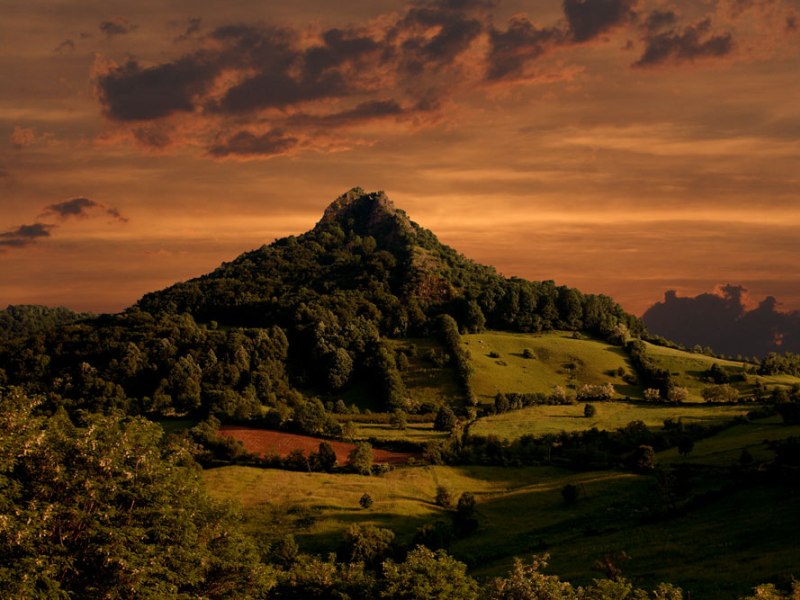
[466,331,638,401]
[352,421,448,443]
[470,401,752,439]
[645,342,800,401]
[205,458,800,598]
[660,415,800,466]
[389,337,462,409]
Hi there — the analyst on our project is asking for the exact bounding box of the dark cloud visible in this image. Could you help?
[643,10,678,33]
[174,17,202,42]
[132,126,172,149]
[42,197,128,222]
[0,223,54,250]
[91,0,739,160]
[563,0,638,42]
[394,5,484,73]
[53,39,76,54]
[288,100,406,127]
[96,54,221,121]
[99,18,137,38]
[207,130,299,158]
[634,17,734,68]
[487,17,564,80]
[643,285,800,357]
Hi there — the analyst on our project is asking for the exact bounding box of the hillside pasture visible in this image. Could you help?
[659,415,800,466]
[644,342,800,401]
[465,331,638,401]
[470,401,752,439]
[219,426,417,465]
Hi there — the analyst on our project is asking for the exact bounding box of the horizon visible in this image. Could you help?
[2,0,799,315]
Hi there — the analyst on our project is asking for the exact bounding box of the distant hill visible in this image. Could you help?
[643,285,800,358]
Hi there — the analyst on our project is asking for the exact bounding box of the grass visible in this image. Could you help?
[205,458,800,598]
[470,401,752,439]
[389,337,462,409]
[659,415,800,467]
[644,342,800,402]
[465,331,638,402]
[352,421,448,443]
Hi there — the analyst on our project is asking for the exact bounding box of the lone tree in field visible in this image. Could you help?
[433,405,457,432]
[584,403,597,418]
[359,492,374,509]
[349,442,374,475]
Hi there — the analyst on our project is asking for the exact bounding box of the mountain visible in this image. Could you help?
[0,188,641,422]
[138,187,639,336]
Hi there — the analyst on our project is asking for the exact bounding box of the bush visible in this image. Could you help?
[584,403,597,418]
[561,484,580,504]
[435,486,453,508]
[359,492,373,509]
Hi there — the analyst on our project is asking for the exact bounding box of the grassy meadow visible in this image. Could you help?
[205,456,800,598]
[465,331,638,401]
[470,401,753,439]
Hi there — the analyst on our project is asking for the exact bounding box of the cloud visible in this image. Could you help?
[99,18,137,38]
[53,39,76,54]
[487,17,565,80]
[89,0,770,159]
[96,54,221,121]
[42,197,128,222]
[634,17,734,67]
[174,17,202,42]
[563,0,638,42]
[10,127,37,150]
[643,285,800,356]
[206,130,299,159]
[0,223,54,250]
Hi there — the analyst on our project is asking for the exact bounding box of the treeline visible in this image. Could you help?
[759,352,800,376]
[0,310,303,423]
[426,418,736,471]
[626,340,673,397]
[435,314,474,403]
[0,304,93,340]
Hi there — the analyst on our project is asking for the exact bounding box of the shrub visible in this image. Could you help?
[584,403,597,418]
[359,492,374,509]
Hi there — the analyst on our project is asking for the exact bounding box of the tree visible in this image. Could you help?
[381,546,479,600]
[390,408,408,430]
[561,484,580,505]
[644,388,662,402]
[584,403,597,418]
[435,486,453,508]
[0,388,273,598]
[313,441,337,472]
[667,387,689,403]
[484,555,579,600]
[359,492,374,509]
[433,406,457,432]
[349,442,374,475]
[702,384,739,403]
[677,437,694,457]
[454,492,479,535]
[630,444,657,472]
[341,524,395,568]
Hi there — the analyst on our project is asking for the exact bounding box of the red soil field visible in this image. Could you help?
[218,426,417,465]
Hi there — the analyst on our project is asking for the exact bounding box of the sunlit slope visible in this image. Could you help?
[466,331,638,402]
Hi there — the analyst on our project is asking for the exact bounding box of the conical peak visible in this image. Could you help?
[316,188,413,239]
[319,188,395,222]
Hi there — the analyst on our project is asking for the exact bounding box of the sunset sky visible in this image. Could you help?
[2,0,799,315]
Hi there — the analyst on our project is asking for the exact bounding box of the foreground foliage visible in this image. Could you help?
[0,388,272,598]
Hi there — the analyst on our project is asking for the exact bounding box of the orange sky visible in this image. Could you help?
[2,0,799,315]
